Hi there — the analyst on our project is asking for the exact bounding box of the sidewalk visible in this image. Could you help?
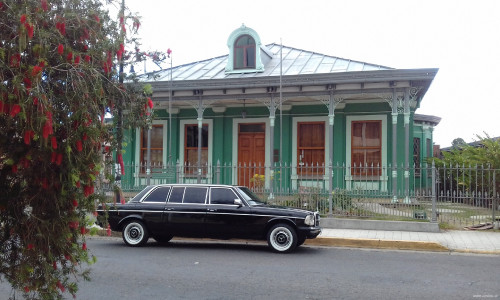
[306,228,500,254]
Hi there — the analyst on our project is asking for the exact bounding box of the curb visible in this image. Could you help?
[304,237,450,252]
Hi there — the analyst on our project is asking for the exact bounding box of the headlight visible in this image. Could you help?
[304,214,315,226]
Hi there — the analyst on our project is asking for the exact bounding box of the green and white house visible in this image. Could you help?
[119,24,441,203]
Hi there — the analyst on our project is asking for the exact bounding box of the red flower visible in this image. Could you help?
[72,199,78,207]
[57,44,64,55]
[66,51,73,62]
[24,286,29,293]
[80,226,86,235]
[56,22,66,35]
[167,48,172,58]
[24,130,34,144]
[56,281,65,293]
[10,104,21,117]
[76,140,83,152]
[51,136,57,149]
[83,132,88,141]
[42,121,52,139]
[27,243,34,250]
[10,53,21,67]
[23,77,32,89]
[41,0,48,11]
[74,55,80,65]
[94,15,100,23]
[68,221,79,229]
[75,181,80,188]
[25,23,34,39]
[33,97,38,105]
[31,65,42,77]
[84,55,91,63]
[53,261,57,270]
[106,224,111,236]
[82,243,87,251]
[12,164,18,173]
[147,97,154,109]
[20,14,26,24]
[56,153,63,165]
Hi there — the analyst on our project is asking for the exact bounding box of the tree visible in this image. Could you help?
[451,137,466,149]
[0,0,163,298]
[433,134,500,206]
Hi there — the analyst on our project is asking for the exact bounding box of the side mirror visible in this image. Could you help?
[234,199,243,207]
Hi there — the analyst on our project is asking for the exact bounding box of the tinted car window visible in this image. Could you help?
[130,185,155,202]
[143,186,170,202]
[183,187,207,204]
[210,188,238,205]
[169,187,185,203]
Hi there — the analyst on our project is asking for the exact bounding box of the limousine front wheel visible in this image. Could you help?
[122,220,149,247]
[267,224,297,253]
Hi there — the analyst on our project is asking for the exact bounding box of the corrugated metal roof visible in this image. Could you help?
[146,43,393,82]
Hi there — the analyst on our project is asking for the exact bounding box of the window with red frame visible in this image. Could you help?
[140,125,163,173]
[297,122,325,175]
[351,121,381,176]
[234,35,256,69]
[184,124,208,175]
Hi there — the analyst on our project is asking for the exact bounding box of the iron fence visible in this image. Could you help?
[102,161,499,228]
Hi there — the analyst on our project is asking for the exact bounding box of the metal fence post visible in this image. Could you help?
[431,160,437,223]
[216,160,220,185]
[493,171,498,229]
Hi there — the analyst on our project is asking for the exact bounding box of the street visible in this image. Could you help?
[1,236,499,299]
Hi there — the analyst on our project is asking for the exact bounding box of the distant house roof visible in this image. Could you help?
[414,114,441,126]
[143,43,393,82]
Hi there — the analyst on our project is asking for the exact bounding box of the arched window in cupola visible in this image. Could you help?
[234,35,256,69]
[226,24,264,74]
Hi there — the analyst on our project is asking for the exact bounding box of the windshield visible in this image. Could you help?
[236,187,266,206]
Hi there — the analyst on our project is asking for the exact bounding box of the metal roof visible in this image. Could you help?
[144,43,393,82]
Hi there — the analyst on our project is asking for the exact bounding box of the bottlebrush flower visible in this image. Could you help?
[74,55,80,64]
[76,140,83,152]
[72,199,78,207]
[20,14,26,24]
[31,65,42,76]
[51,136,57,149]
[66,51,73,62]
[51,152,57,163]
[41,0,48,11]
[56,153,63,165]
[25,23,34,39]
[68,221,79,229]
[24,130,34,144]
[9,104,21,117]
[53,261,57,270]
[24,286,29,293]
[147,97,154,109]
[80,226,86,235]
[10,53,21,67]
[106,224,111,236]
[84,55,91,63]
[82,243,87,251]
[57,44,64,55]
[12,164,18,173]
[27,243,34,250]
[56,22,66,35]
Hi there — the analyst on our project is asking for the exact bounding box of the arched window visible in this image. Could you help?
[234,35,256,69]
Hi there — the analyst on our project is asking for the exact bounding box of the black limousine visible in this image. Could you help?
[97,184,321,253]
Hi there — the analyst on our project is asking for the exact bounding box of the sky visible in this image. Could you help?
[123,0,500,148]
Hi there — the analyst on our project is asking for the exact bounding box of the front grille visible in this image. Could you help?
[315,212,320,227]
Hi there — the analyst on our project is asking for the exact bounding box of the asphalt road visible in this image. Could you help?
[1,237,499,299]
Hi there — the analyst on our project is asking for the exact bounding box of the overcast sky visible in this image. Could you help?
[124,0,500,147]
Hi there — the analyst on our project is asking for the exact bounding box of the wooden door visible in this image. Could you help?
[238,123,266,187]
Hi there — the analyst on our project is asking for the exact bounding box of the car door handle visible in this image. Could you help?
[166,208,174,211]
[207,209,217,212]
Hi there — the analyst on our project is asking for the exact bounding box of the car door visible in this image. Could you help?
[164,186,207,237]
[204,187,257,239]
[138,186,170,236]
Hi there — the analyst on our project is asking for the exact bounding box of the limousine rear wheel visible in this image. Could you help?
[267,223,297,253]
[122,220,149,246]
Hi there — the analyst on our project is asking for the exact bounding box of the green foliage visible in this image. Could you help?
[0,0,162,298]
[332,189,353,211]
